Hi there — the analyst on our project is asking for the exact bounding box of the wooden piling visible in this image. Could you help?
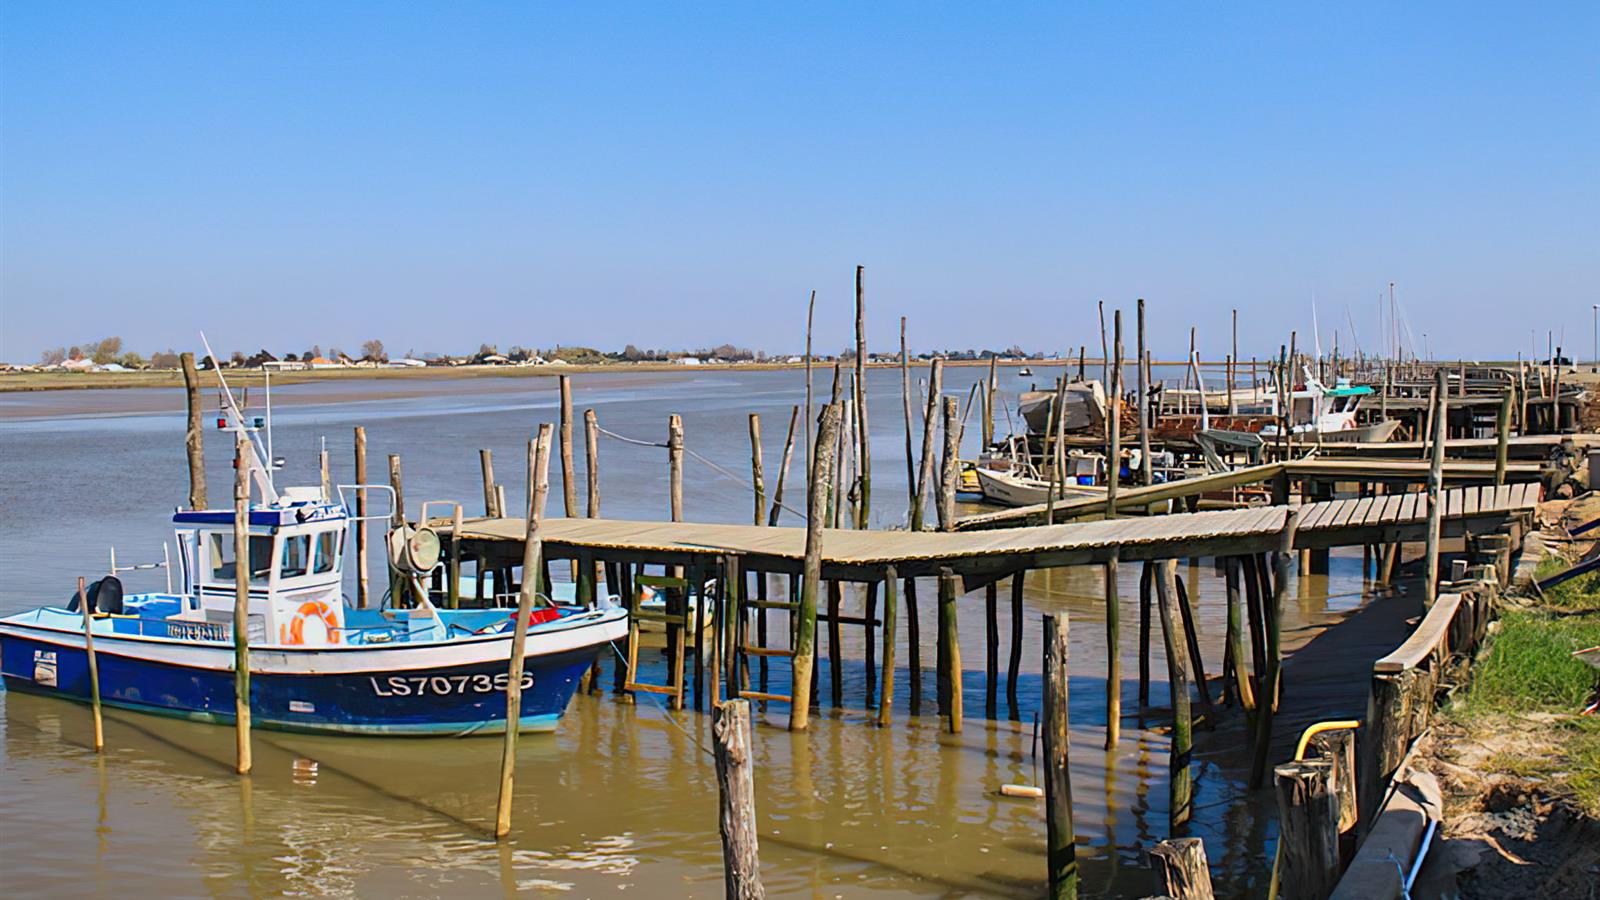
[938,568,962,733]
[479,448,498,516]
[1137,561,1153,705]
[319,446,330,502]
[1137,301,1152,485]
[906,576,922,714]
[746,413,767,526]
[1104,555,1120,747]
[937,395,961,532]
[180,351,206,509]
[768,406,799,526]
[354,427,370,608]
[1224,558,1255,711]
[232,432,253,775]
[1173,575,1214,714]
[495,424,552,839]
[853,265,871,530]
[78,577,104,751]
[827,580,843,708]
[1274,760,1340,899]
[900,317,916,514]
[912,359,944,531]
[878,566,898,728]
[713,698,765,899]
[388,453,408,606]
[1154,559,1192,826]
[804,289,816,476]
[668,414,684,522]
[1043,613,1078,900]
[584,409,601,517]
[1007,572,1024,718]
[1150,838,1215,900]
[1424,369,1447,606]
[559,374,578,520]
[1494,389,1511,486]
[1250,509,1301,788]
[1309,728,1359,861]
[790,403,839,730]
[984,354,998,449]
[985,581,999,719]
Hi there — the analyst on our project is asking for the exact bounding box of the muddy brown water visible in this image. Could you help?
[0,367,1410,897]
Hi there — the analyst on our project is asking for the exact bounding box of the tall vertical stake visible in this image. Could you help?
[1104,554,1120,748]
[804,289,817,480]
[937,396,961,531]
[479,448,498,516]
[714,698,765,899]
[768,406,799,526]
[1250,509,1301,787]
[1137,301,1152,486]
[854,265,871,530]
[1154,559,1191,826]
[901,317,916,513]
[912,360,944,531]
[584,410,601,517]
[749,414,766,525]
[1424,369,1448,606]
[79,577,104,751]
[354,427,370,608]
[790,403,839,730]
[668,415,684,522]
[496,424,552,839]
[878,566,898,727]
[232,431,253,775]
[1043,613,1078,899]
[388,454,408,606]
[938,567,962,734]
[180,351,206,509]
[559,375,577,518]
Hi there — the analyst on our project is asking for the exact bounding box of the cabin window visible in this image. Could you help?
[209,533,273,582]
[313,531,340,574]
[281,535,311,578]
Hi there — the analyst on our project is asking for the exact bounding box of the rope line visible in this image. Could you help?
[594,423,808,521]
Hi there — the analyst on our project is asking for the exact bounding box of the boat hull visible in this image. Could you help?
[975,467,1104,507]
[0,614,624,736]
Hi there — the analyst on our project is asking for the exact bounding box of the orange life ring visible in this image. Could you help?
[284,600,341,645]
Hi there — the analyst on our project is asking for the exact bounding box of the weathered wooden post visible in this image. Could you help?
[232,431,253,775]
[354,427,370,607]
[669,414,684,522]
[1150,837,1215,900]
[180,351,206,509]
[1154,559,1192,826]
[1424,369,1447,606]
[768,406,799,526]
[984,354,998,449]
[1107,309,1123,514]
[584,409,601,517]
[804,288,817,478]
[1274,759,1340,899]
[1224,557,1255,711]
[479,448,498,516]
[1138,561,1153,705]
[1251,509,1302,788]
[319,446,331,502]
[1494,389,1512,486]
[1007,572,1024,717]
[1043,613,1078,900]
[1309,728,1359,861]
[912,359,944,531]
[388,454,408,606]
[878,565,898,728]
[790,403,839,730]
[748,414,766,525]
[559,374,578,514]
[78,577,104,751]
[985,581,999,718]
[938,567,962,733]
[1104,554,1121,748]
[853,264,871,530]
[937,396,961,532]
[495,424,552,839]
[714,698,765,898]
[1137,301,1152,486]
[900,317,917,514]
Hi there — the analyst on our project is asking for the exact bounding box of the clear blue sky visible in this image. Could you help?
[2,3,1595,362]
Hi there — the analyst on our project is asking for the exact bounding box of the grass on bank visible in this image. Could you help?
[1451,557,1600,816]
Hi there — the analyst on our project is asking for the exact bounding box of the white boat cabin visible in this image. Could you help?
[170,486,349,646]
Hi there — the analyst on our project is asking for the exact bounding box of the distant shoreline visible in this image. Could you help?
[0,357,1070,393]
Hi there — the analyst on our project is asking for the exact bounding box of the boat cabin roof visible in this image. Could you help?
[173,498,345,529]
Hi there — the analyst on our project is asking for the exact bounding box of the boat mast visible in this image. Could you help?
[199,332,280,504]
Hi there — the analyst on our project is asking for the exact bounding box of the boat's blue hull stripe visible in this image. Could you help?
[0,633,595,736]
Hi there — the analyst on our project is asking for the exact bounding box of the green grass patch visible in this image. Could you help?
[1534,555,1600,611]
[1458,609,1600,714]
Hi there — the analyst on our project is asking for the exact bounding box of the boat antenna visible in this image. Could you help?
[199,332,280,504]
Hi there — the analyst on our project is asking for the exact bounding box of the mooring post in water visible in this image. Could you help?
[853,264,871,530]
[1104,554,1121,748]
[878,565,899,727]
[1137,301,1152,486]
[768,406,799,526]
[713,698,765,899]
[901,317,916,515]
[1223,558,1255,711]
[827,580,843,708]
[1007,572,1024,719]
[938,567,963,734]
[1150,837,1215,900]
[78,577,104,752]
[496,424,552,840]
[559,375,577,516]
[937,396,961,532]
[1251,509,1301,788]
[912,359,944,531]
[790,403,839,730]
[388,454,407,607]
[479,448,498,517]
[748,413,766,525]
[1424,369,1448,607]
[1153,559,1192,827]
[985,581,999,719]
[1043,613,1078,900]
[1274,759,1340,899]
[584,410,601,517]
[984,353,998,449]
[668,414,684,523]
[1106,309,1123,515]
[1137,561,1153,706]
[180,351,206,509]
[232,432,253,775]
[354,427,369,607]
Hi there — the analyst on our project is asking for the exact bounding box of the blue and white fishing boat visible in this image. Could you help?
[0,355,626,736]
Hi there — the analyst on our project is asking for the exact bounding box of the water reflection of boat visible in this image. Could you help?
[0,362,625,737]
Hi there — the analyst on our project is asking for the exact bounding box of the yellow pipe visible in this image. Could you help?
[1266,720,1361,900]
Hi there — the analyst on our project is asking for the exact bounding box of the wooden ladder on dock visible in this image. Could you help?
[623,572,692,709]
[726,555,800,706]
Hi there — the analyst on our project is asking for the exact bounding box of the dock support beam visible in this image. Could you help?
[1043,613,1078,899]
[1154,559,1192,828]
[790,403,839,730]
[938,568,962,733]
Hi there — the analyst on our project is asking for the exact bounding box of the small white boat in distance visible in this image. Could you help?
[975,467,1106,507]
